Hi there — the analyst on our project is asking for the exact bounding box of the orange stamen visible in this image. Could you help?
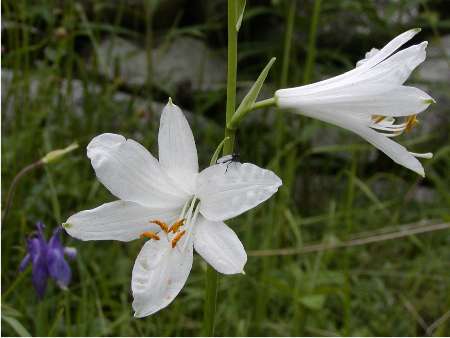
[171,230,186,248]
[404,115,419,133]
[140,231,160,240]
[150,220,169,233]
[372,115,385,124]
[168,219,185,233]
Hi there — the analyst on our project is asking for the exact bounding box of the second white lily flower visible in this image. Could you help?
[63,100,282,317]
[275,28,435,176]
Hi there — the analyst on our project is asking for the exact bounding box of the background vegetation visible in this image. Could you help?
[2,0,450,336]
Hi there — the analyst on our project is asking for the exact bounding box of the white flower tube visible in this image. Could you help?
[275,28,435,176]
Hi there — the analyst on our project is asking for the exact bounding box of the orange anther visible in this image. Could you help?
[171,230,186,248]
[405,115,419,133]
[150,220,169,233]
[372,115,385,124]
[140,231,160,240]
[169,219,185,233]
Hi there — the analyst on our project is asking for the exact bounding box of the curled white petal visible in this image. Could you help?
[294,109,426,177]
[277,28,421,97]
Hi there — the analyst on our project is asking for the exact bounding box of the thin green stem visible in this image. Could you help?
[280,0,296,88]
[2,160,44,225]
[251,97,276,112]
[228,97,276,130]
[275,0,296,168]
[303,0,321,84]
[203,265,219,336]
[224,0,238,155]
[203,0,238,335]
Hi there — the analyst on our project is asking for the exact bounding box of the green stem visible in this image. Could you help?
[2,160,44,225]
[203,265,219,336]
[223,0,238,155]
[303,0,321,84]
[275,0,296,171]
[280,0,296,88]
[203,0,238,335]
[228,97,276,130]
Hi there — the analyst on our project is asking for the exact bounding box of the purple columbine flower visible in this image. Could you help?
[19,222,77,299]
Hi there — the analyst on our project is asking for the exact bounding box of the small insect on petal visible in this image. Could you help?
[171,230,186,248]
[216,154,233,164]
[168,219,185,233]
[140,231,160,240]
[150,220,169,233]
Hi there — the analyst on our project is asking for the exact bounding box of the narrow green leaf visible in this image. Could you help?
[2,315,32,337]
[231,57,276,128]
[235,0,246,31]
[210,137,230,165]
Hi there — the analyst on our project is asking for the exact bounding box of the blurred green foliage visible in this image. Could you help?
[2,0,450,336]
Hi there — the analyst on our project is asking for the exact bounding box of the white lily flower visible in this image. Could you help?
[63,100,282,317]
[275,28,435,176]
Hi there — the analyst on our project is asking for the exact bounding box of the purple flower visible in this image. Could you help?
[19,222,76,299]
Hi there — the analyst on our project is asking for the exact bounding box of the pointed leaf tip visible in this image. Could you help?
[235,0,246,31]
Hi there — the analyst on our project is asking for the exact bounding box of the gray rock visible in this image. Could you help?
[96,36,226,92]
[418,35,450,83]
[152,36,226,91]
[2,69,222,139]
[375,0,420,25]
[96,37,146,86]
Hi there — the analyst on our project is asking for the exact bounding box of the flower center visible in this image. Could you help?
[370,114,419,137]
[140,197,200,249]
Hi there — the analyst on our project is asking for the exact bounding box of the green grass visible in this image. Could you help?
[2,0,450,336]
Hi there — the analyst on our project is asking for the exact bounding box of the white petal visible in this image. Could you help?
[356,28,421,70]
[193,217,246,274]
[357,42,428,85]
[276,29,421,97]
[290,109,426,176]
[64,201,179,241]
[278,84,434,117]
[158,101,198,194]
[352,124,425,176]
[196,163,282,221]
[132,238,193,317]
[87,133,188,209]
